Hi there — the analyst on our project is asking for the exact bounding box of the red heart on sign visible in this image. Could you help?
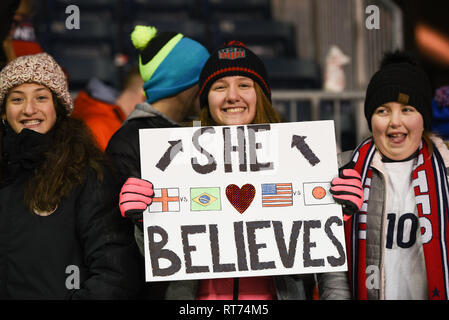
[225,184,256,214]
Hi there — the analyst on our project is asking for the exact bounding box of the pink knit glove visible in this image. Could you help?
[119,177,154,225]
[330,168,363,221]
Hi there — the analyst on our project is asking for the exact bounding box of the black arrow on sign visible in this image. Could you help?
[291,135,320,166]
[155,140,183,171]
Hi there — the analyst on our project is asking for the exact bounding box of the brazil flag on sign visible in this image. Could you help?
[190,187,221,211]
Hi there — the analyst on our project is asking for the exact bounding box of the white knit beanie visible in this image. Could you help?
[0,53,73,115]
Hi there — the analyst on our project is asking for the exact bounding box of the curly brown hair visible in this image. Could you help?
[1,94,106,213]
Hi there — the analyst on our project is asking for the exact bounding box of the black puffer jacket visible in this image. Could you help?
[106,103,181,185]
[106,103,182,299]
[0,126,144,299]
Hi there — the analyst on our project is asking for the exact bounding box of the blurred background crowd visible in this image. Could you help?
[2,0,449,152]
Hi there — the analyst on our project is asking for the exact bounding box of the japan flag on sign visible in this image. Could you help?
[303,182,335,206]
[149,188,180,212]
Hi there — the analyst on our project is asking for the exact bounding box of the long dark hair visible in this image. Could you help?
[1,94,106,213]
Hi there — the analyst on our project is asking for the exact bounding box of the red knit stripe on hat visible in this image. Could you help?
[198,66,271,98]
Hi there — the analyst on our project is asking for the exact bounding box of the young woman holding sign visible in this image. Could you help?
[196,40,305,300]
[0,53,142,299]
[120,41,362,300]
[321,51,449,300]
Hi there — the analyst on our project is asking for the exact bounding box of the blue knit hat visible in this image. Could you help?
[131,25,209,103]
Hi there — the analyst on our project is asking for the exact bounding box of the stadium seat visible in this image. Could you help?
[43,10,119,63]
[126,0,196,21]
[47,15,116,42]
[201,0,271,21]
[49,0,118,10]
[212,20,296,57]
[122,19,208,58]
[53,54,119,91]
[262,57,322,90]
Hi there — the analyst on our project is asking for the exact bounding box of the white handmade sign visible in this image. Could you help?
[140,121,347,282]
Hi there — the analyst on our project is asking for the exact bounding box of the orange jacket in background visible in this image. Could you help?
[72,91,126,151]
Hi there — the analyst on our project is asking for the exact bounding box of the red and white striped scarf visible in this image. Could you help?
[345,137,449,300]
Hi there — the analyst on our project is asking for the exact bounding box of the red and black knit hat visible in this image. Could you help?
[198,41,271,108]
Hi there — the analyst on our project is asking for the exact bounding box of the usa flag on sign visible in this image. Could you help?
[261,183,293,207]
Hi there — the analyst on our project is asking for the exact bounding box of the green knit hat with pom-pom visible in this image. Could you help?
[130,25,210,103]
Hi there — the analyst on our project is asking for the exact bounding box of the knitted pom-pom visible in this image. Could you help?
[131,25,158,51]
[380,50,417,68]
[227,40,246,47]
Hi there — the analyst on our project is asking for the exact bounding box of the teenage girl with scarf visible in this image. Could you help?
[321,51,449,300]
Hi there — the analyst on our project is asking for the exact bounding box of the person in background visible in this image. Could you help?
[106,25,209,183]
[105,25,209,299]
[118,40,362,300]
[72,67,145,151]
[321,51,449,300]
[0,0,20,70]
[9,0,43,58]
[0,52,143,299]
[431,85,449,144]
[196,40,307,300]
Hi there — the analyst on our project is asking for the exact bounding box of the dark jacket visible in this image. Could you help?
[0,125,143,299]
[106,103,182,300]
[106,103,181,185]
[0,0,19,70]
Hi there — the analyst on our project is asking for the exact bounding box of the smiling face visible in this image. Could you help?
[371,101,424,160]
[4,83,57,134]
[207,76,257,125]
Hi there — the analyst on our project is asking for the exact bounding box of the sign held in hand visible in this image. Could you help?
[140,121,347,282]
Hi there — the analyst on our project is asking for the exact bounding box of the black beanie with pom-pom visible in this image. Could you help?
[198,40,271,109]
[364,51,433,130]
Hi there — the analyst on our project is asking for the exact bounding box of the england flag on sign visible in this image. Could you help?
[149,188,180,212]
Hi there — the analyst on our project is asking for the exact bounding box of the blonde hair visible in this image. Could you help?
[200,82,281,126]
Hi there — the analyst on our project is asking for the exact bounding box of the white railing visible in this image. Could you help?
[271,90,369,150]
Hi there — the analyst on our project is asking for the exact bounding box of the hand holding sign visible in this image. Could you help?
[119,177,154,227]
[330,164,364,221]
[140,121,348,282]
